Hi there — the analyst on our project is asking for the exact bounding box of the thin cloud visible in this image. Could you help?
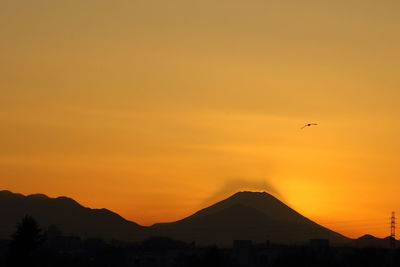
[204,177,284,206]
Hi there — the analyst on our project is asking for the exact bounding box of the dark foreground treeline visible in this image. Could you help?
[0,216,399,267]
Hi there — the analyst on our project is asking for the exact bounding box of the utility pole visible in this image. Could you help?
[390,212,396,249]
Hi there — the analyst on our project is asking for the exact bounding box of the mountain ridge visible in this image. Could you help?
[0,189,363,246]
[0,190,144,241]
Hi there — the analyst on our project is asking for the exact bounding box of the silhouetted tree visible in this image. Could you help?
[7,215,44,267]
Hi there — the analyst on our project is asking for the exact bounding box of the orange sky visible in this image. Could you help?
[1,0,400,238]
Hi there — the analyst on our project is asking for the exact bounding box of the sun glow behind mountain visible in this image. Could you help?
[1,0,400,238]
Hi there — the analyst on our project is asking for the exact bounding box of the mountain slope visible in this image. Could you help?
[0,190,145,241]
[151,191,349,246]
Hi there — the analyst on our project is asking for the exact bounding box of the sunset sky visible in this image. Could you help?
[1,0,400,238]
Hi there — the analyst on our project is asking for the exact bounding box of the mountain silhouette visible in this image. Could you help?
[1,190,351,246]
[150,191,349,246]
[0,190,144,241]
[353,234,400,248]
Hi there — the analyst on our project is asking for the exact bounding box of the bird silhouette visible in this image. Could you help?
[301,123,318,129]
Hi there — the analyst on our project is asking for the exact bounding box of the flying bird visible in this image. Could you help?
[301,123,318,129]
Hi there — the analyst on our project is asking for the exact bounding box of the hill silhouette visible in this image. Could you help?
[0,190,144,241]
[0,190,353,246]
[354,234,400,248]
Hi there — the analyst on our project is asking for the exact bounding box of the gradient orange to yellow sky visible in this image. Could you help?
[1,0,400,239]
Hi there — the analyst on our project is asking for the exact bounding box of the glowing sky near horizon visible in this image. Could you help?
[1,0,400,238]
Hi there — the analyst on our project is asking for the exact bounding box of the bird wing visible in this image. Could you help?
[301,123,318,129]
